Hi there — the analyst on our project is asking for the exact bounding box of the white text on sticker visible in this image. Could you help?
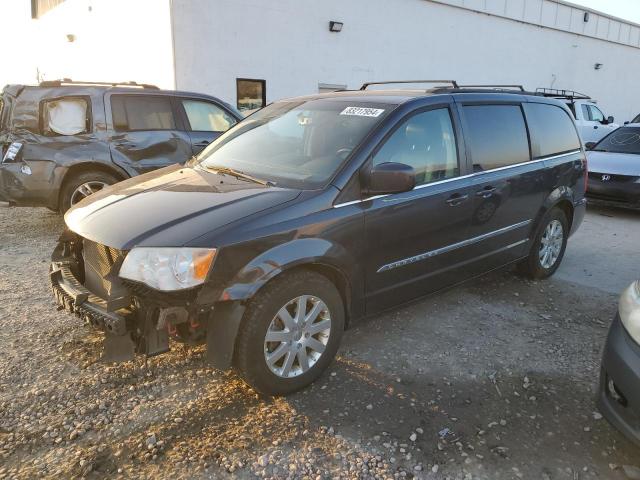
[340,107,385,118]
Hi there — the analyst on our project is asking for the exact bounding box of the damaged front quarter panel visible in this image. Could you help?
[50,229,245,369]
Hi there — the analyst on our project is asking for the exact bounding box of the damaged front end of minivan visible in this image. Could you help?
[50,229,245,367]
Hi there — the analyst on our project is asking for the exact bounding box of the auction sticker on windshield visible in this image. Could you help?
[340,107,385,117]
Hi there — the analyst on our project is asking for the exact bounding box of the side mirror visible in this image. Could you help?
[607,116,615,125]
[2,142,23,163]
[364,162,415,196]
[625,121,630,125]
[585,142,596,150]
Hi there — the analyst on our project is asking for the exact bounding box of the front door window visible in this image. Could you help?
[372,108,459,185]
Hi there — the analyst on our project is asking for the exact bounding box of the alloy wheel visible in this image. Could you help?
[539,219,564,269]
[70,181,109,206]
[263,295,331,378]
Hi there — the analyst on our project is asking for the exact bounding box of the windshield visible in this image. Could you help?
[593,127,640,154]
[196,99,393,189]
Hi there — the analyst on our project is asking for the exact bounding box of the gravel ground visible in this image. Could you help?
[0,205,639,480]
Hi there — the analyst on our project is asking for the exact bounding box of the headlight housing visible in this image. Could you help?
[119,247,216,291]
[619,280,640,344]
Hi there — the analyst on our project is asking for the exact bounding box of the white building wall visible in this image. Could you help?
[171,0,640,122]
[4,0,175,90]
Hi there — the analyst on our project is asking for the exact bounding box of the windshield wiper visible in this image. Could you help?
[203,165,274,186]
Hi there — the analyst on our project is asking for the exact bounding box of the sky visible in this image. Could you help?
[570,0,640,23]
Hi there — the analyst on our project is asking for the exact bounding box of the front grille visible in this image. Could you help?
[83,239,128,299]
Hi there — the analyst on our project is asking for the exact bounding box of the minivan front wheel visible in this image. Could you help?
[234,270,344,396]
[519,208,569,279]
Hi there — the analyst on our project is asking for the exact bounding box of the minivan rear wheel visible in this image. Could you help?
[234,270,344,396]
[60,170,119,213]
[518,208,569,279]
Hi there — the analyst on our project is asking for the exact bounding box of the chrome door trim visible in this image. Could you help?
[333,150,581,209]
[376,219,532,273]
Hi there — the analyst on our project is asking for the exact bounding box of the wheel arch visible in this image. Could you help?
[217,238,362,325]
[58,161,129,209]
[533,187,575,235]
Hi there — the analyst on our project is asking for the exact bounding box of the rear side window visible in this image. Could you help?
[111,95,176,131]
[524,103,580,158]
[41,97,90,136]
[462,105,530,172]
[181,99,237,132]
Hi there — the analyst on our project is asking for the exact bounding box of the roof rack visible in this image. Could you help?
[38,78,160,90]
[360,80,459,90]
[535,88,590,100]
[457,84,525,91]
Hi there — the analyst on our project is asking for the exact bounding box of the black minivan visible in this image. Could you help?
[50,81,587,395]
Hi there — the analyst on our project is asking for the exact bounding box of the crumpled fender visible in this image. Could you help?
[219,237,357,304]
[205,237,361,370]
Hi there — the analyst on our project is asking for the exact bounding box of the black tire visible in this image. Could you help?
[234,270,345,396]
[59,170,119,213]
[518,208,569,279]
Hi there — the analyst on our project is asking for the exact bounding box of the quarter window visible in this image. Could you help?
[372,108,459,186]
[523,103,580,158]
[462,105,530,171]
[41,97,90,136]
[182,99,237,132]
[111,95,176,131]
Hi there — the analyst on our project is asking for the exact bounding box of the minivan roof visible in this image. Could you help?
[283,85,569,107]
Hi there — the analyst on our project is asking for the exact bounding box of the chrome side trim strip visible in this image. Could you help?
[538,149,582,162]
[376,219,532,273]
[332,150,581,209]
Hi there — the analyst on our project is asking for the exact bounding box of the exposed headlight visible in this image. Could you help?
[119,247,216,291]
[619,280,640,344]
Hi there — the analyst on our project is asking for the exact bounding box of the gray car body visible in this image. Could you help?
[0,83,242,210]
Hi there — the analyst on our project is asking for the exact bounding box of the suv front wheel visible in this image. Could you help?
[234,270,345,396]
[60,170,119,213]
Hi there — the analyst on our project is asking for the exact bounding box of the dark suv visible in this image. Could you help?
[50,81,587,395]
[0,80,241,212]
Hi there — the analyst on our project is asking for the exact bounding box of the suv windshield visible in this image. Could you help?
[593,127,640,155]
[197,99,393,189]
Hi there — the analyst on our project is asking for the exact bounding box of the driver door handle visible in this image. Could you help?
[194,141,210,147]
[446,193,469,206]
[476,186,496,198]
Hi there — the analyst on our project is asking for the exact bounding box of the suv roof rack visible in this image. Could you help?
[38,79,160,90]
[535,88,590,100]
[360,80,459,90]
[457,84,525,91]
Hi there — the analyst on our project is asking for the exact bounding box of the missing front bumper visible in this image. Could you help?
[50,234,246,370]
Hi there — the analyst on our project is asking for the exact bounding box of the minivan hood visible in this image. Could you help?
[587,151,640,176]
[65,164,301,249]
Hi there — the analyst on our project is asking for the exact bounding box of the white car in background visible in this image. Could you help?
[586,125,640,207]
[537,89,618,143]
